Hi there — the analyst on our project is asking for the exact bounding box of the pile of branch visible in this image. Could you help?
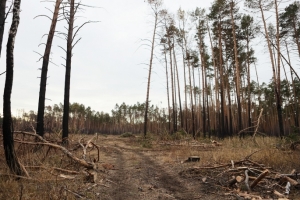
[179,157,299,199]
[9,131,101,182]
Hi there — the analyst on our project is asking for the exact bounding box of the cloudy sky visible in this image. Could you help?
[0,0,295,116]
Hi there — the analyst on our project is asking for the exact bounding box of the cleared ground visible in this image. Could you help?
[0,133,299,199]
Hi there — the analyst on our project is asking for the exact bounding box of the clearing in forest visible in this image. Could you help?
[0,133,299,200]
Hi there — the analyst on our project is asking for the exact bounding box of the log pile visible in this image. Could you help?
[179,158,300,199]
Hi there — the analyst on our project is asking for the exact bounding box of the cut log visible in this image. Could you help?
[281,176,299,186]
[228,176,244,187]
[236,176,244,183]
[250,169,269,189]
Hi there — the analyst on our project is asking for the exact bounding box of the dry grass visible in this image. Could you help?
[150,135,300,173]
[0,133,299,199]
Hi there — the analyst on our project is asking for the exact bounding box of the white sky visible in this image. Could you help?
[0,0,298,116]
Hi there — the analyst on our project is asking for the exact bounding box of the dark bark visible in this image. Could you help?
[0,0,7,57]
[3,0,24,176]
[62,0,75,143]
[36,0,61,137]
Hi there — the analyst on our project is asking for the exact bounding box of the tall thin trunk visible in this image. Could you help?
[173,49,178,131]
[207,22,219,137]
[246,31,252,130]
[168,39,176,133]
[144,9,158,137]
[259,1,283,137]
[3,0,24,176]
[36,0,61,137]
[62,0,75,143]
[163,45,171,133]
[181,47,188,132]
[173,44,183,129]
[230,1,242,134]
[181,24,195,137]
[274,0,284,137]
[218,21,226,138]
[198,33,206,137]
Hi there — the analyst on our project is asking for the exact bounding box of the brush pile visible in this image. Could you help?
[179,155,300,200]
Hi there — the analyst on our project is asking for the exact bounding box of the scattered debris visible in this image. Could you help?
[179,157,300,199]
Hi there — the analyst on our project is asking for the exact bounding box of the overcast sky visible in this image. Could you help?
[0,0,297,116]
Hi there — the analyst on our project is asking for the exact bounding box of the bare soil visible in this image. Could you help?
[94,135,238,200]
[1,134,300,200]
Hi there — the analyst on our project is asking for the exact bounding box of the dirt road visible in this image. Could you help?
[95,135,227,200]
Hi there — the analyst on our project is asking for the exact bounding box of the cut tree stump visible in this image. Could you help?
[186,156,200,162]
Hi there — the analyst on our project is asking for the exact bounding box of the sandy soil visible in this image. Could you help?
[94,135,232,200]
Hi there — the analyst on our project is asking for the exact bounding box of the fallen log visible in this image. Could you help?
[281,176,299,186]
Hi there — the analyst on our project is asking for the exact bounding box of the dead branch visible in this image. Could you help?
[14,131,95,170]
[78,134,97,161]
[250,169,269,189]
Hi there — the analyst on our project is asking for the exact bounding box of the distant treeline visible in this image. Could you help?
[4,77,300,136]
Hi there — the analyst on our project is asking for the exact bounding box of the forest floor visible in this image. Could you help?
[0,133,300,200]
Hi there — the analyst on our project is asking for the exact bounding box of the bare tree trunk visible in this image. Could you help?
[144,5,159,137]
[218,22,226,138]
[163,45,171,133]
[181,47,188,132]
[230,1,242,134]
[168,39,176,133]
[198,35,206,137]
[3,0,25,176]
[259,1,283,137]
[274,0,284,137]
[62,0,75,144]
[207,22,219,137]
[0,0,7,57]
[173,44,183,130]
[36,0,61,137]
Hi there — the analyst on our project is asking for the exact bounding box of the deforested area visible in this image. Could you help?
[0,0,300,199]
